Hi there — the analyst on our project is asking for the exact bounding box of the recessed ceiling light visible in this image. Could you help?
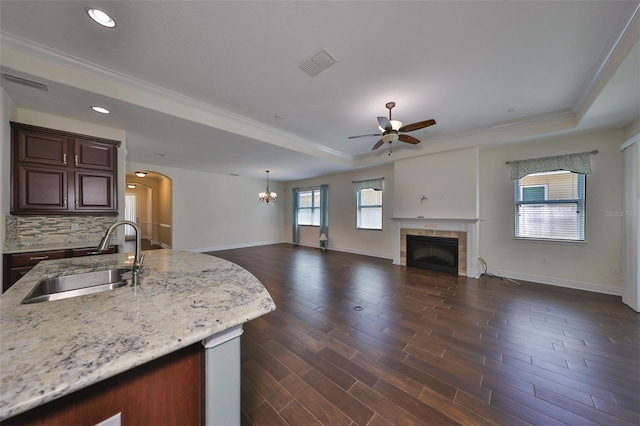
[135,171,147,178]
[155,153,165,157]
[91,106,110,114]
[127,184,137,189]
[87,8,116,28]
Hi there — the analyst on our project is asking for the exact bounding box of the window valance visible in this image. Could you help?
[353,178,384,191]
[507,151,597,180]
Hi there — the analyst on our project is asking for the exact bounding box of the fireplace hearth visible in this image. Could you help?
[406,235,459,275]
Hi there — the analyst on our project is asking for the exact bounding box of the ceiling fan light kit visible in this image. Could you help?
[382,133,399,144]
[349,101,436,152]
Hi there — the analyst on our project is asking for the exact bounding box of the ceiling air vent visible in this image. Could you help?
[1,73,49,91]
[299,49,337,77]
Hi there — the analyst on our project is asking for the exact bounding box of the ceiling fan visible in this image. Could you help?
[349,102,436,151]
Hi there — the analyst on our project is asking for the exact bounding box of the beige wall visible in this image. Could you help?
[127,162,285,251]
[126,173,172,247]
[285,164,395,259]
[157,176,172,247]
[479,128,625,294]
[393,147,479,219]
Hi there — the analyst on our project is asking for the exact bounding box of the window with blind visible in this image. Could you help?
[297,188,320,226]
[357,188,382,230]
[514,170,585,241]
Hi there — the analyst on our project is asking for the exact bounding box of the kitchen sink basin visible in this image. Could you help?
[21,268,131,304]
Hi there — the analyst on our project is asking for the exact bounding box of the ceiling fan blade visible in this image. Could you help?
[372,139,385,150]
[398,119,436,133]
[348,133,382,139]
[377,117,392,131]
[398,134,421,145]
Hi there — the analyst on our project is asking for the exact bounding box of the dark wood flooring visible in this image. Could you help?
[209,244,640,426]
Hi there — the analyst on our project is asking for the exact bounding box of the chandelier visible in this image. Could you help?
[258,170,277,205]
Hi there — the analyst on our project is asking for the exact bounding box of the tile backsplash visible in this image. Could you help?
[4,215,118,246]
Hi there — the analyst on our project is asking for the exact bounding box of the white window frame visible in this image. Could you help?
[297,188,320,226]
[357,187,383,230]
[514,171,586,242]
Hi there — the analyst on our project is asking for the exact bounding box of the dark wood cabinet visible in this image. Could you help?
[17,164,69,211]
[74,170,116,211]
[6,343,204,426]
[16,127,69,166]
[74,138,116,170]
[2,245,118,293]
[11,123,120,215]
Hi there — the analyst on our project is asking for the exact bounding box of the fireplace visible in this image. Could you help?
[391,218,479,278]
[406,235,459,275]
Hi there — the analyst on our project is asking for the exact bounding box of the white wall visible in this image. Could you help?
[393,147,479,219]
[285,164,395,259]
[1,89,16,217]
[479,128,625,294]
[127,162,285,252]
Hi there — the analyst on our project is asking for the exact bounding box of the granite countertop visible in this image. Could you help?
[0,249,276,421]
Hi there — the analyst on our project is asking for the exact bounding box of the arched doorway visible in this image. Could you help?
[125,171,172,249]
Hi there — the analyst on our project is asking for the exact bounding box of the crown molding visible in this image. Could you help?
[0,31,352,164]
[573,3,640,122]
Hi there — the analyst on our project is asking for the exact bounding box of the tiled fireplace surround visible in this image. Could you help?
[391,218,480,278]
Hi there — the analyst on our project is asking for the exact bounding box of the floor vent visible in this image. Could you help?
[1,73,49,91]
[299,49,337,77]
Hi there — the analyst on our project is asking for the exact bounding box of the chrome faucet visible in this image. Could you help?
[98,220,145,286]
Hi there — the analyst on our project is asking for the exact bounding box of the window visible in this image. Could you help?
[357,188,382,230]
[514,171,585,241]
[297,188,320,226]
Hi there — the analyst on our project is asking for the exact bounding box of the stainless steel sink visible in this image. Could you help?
[21,268,131,304]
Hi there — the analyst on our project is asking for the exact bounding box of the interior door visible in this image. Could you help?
[124,194,137,239]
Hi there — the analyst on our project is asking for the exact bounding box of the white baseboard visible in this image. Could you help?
[191,239,287,253]
[289,242,393,261]
[492,268,623,296]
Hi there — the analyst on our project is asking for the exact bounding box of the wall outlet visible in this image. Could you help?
[611,265,620,274]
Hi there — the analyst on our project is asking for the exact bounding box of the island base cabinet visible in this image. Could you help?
[6,344,204,425]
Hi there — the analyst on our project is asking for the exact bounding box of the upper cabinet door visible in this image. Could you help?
[74,170,117,213]
[17,129,69,166]
[74,139,116,171]
[16,164,68,211]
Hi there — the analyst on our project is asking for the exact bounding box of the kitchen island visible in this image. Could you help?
[0,249,276,423]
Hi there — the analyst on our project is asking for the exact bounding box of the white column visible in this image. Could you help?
[202,325,244,426]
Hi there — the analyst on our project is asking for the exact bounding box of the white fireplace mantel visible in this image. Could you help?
[390,217,480,278]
